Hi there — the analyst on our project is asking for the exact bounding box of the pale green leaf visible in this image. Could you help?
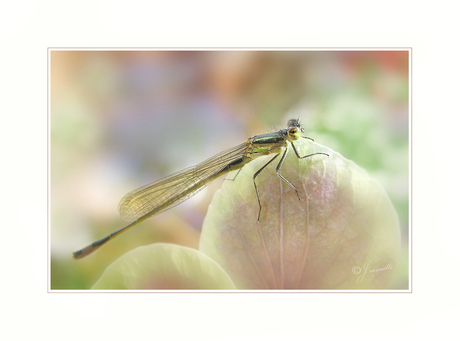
[92,243,236,289]
[200,139,400,289]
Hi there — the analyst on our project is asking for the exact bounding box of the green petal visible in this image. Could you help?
[200,139,400,289]
[92,243,236,290]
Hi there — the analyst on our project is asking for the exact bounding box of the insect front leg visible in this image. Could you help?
[291,141,329,159]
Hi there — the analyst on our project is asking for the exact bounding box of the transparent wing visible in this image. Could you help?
[118,142,248,222]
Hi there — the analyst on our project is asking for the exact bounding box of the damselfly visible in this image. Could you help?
[72,119,328,259]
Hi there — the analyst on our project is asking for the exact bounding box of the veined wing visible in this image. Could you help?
[118,142,248,222]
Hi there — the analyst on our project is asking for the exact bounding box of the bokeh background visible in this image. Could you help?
[50,50,409,290]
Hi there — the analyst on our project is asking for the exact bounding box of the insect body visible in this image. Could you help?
[73,119,328,259]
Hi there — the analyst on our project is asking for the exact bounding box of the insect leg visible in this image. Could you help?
[253,153,280,220]
[291,141,329,159]
[275,147,301,200]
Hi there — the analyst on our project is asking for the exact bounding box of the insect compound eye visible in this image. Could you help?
[288,127,298,135]
[287,126,303,140]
